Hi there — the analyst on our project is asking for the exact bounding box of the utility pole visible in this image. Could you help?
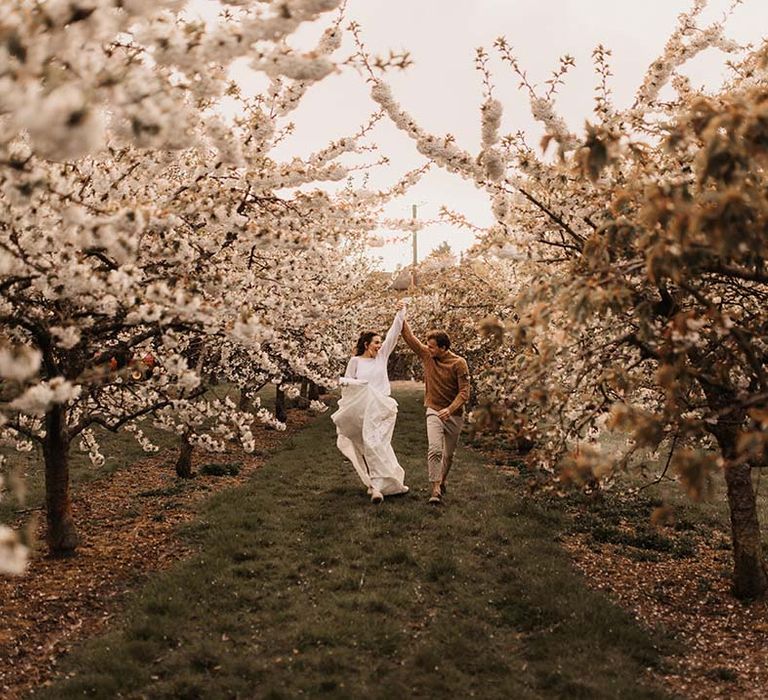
[411,203,418,287]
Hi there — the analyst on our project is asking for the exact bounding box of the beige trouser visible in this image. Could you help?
[426,408,464,484]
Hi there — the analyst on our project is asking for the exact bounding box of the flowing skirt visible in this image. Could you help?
[331,380,408,496]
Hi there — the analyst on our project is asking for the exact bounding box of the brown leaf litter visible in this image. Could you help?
[563,521,768,699]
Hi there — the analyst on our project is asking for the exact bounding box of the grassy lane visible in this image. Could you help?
[36,386,670,699]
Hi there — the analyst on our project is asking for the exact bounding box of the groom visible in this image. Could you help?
[401,317,470,504]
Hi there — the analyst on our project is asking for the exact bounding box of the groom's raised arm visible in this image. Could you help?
[402,319,429,359]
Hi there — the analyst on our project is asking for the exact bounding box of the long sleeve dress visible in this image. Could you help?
[331,309,409,496]
[342,308,404,395]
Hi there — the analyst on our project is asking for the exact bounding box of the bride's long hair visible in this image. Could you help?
[355,331,379,356]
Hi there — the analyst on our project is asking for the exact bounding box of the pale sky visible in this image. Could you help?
[187,0,768,270]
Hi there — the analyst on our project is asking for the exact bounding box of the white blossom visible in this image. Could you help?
[0,526,28,576]
[50,326,81,350]
[21,85,106,161]
[0,346,41,382]
[10,379,82,416]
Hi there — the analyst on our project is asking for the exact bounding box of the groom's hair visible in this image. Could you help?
[355,331,379,356]
[426,330,451,350]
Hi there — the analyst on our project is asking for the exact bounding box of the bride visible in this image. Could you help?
[331,301,409,504]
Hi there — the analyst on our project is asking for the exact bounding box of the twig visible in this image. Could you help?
[638,430,679,492]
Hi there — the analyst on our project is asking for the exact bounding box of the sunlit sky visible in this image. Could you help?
[186,0,768,270]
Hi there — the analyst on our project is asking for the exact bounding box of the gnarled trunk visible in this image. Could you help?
[697,374,768,599]
[176,431,194,479]
[711,415,768,599]
[723,461,767,598]
[43,405,78,556]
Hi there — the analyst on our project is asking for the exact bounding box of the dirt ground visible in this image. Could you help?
[0,409,312,700]
[564,525,768,699]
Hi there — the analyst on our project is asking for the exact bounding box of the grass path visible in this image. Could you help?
[37,385,669,699]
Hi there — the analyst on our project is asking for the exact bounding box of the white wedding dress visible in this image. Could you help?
[331,309,409,497]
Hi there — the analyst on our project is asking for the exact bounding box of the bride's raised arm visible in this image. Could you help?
[377,306,406,361]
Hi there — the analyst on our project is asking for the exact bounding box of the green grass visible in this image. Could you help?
[198,462,241,477]
[34,386,670,699]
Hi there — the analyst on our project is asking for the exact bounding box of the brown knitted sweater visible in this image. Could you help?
[402,322,470,416]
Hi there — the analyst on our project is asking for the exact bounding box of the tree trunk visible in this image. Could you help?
[275,385,287,424]
[713,418,768,599]
[176,431,194,479]
[43,405,79,556]
[697,373,768,599]
[300,379,309,400]
[308,381,320,401]
[238,387,250,411]
[723,460,768,598]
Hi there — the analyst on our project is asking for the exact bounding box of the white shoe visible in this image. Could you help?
[370,489,383,504]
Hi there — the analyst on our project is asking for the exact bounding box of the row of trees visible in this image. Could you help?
[0,0,421,573]
[363,1,768,598]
